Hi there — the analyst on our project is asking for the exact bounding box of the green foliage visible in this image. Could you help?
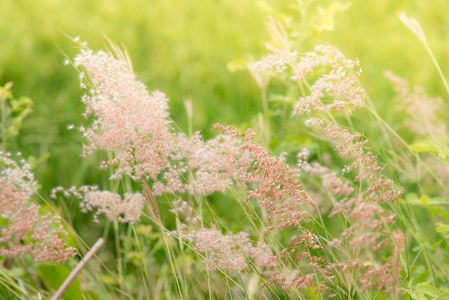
[436,223,449,239]
[0,82,33,149]
[38,265,84,300]
[404,278,449,300]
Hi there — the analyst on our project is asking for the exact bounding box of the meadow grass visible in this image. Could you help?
[1,0,449,299]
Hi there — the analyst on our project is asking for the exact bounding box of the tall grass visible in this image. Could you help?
[1,1,449,299]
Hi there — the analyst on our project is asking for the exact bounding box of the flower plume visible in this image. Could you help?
[0,152,76,263]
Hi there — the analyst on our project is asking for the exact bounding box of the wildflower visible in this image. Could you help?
[291,45,365,116]
[52,186,144,223]
[0,152,76,263]
[74,48,254,198]
[172,200,278,273]
[385,70,447,137]
[215,126,333,293]
[296,123,404,293]
[253,49,298,73]
[74,48,175,180]
[301,159,354,197]
[323,122,401,203]
[292,83,403,293]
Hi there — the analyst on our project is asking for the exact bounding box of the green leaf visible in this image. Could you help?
[416,291,427,300]
[436,292,449,300]
[0,82,13,101]
[312,2,351,32]
[407,290,417,299]
[407,277,415,289]
[416,282,440,297]
[436,223,449,233]
[419,194,430,205]
[409,140,438,153]
[38,265,83,300]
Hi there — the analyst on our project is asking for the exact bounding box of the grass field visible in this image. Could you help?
[1,0,449,299]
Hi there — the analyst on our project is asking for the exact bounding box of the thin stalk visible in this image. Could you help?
[122,224,133,279]
[423,42,449,98]
[161,230,185,300]
[113,220,123,283]
[261,86,269,117]
[51,238,104,300]
[131,226,152,297]
[260,87,271,146]
[1,93,6,149]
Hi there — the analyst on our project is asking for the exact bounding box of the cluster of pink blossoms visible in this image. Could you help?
[385,70,447,137]
[323,123,402,203]
[254,44,405,294]
[169,198,278,274]
[253,49,298,73]
[73,46,286,280]
[179,226,277,273]
[0,152,76,263]
[296,139,403,293]
[74,47,254,198]
[214,125,334,294]
[291,45,365,116]
[52,186,144,223]
[74,48,175,181]
[253,45,365,116]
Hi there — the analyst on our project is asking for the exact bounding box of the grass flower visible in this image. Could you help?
[52,186,144,223]
[0,152,76,263]
[70,41,408,298]
[385,70,447,137]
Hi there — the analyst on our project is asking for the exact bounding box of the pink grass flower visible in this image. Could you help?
[291,45,365,116]
[52,186,144,223]
[253,50,298,73]
[0,152,76,263]
[385,70,447,137]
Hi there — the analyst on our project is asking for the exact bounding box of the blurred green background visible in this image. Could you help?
[1,0,449,194]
